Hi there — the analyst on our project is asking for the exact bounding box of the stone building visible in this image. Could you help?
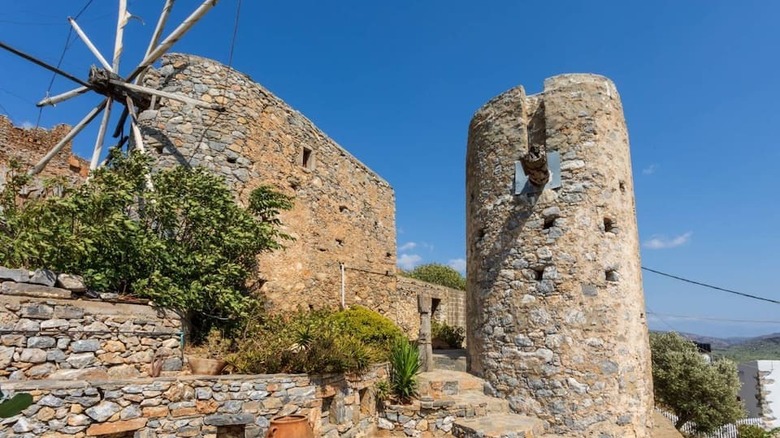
[136,54,399,317]
[0,115,88,187]
[466,74,654,436]
[0,56,468,337]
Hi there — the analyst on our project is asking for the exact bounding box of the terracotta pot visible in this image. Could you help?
[265,415,314,438]
[187,356,227,375]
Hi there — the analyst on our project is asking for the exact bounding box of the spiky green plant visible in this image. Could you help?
[389,338,420,403]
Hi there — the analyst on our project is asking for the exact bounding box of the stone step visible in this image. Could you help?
[433,349,467,372]
[418,370,485,398]
[452,413,546,438]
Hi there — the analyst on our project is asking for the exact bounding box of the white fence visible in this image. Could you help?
[657,409,764,438]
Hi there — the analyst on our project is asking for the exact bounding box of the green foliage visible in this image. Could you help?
[230,307,404,375]
[0,391,33,418]
[374,379,391,403]
[389,338,420,403]
[330,306,404,354]
[0,151,293,339]
[650,332,744,434]
[431,320,465,349]
[402,263,466,290]
[738,425,780,438]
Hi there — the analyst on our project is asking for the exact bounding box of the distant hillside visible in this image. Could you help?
[713,335,780,362]
[666,331,780,362]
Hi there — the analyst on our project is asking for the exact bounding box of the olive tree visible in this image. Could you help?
[650,331,744,434]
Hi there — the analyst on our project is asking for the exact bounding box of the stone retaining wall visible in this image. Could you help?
[396,277,466,338]
[0,366,386,438]
[0,294,182,381]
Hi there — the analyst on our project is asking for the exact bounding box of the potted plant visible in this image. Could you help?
[186,328,231,375]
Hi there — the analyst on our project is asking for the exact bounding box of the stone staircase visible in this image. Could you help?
[416,370,560,438]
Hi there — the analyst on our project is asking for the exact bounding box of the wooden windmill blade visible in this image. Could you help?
[90,0,130,170]
[31,100,108,175]
[0,0,220,176]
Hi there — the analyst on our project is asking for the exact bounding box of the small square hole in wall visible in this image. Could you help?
[605,270,619,282]
[301,147,314,169]
[543,217,557,229]
[534,268,545,281]
[604,218,616,233]
[216,425,245,438]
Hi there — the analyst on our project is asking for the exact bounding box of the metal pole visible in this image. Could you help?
[340,263,346,309]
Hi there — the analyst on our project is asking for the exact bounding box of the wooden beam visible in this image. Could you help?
[112,0,128,72]
[109,79,223,110]
[90,98,113,170]
[36,86,90,107]
[30,100,107,175]
[127,0,218,82]
[68,17,113,72]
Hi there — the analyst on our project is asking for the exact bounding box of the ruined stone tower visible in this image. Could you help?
[466,74,653,436]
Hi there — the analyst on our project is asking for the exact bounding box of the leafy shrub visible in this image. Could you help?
[738,425,780,438]
[650,332,744,434]
[0,152,293,340]
[230,307,405,375]
[330,306,404,358]
[389,338,420,403]
[432,320,465,349]
[402,263,466,290]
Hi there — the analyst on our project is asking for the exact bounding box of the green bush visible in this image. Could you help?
[738,425,780,438]
[432,320,465,349]
[402,263,466,290]
[0,152,293,340]
[230,307,405,375]
[330,306,404,358]
[389,338,420,403]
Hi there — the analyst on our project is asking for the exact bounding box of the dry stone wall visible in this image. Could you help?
[0,367,386,438]
[0,271,182,381]
[466,74,653,436]
[0,115,88,188]
[396,277,466,337]
[138,54,397,317]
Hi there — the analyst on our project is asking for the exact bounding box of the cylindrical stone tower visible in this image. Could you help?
[466,74,653,436]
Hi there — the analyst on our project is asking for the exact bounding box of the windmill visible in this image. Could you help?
[0,0,223,176]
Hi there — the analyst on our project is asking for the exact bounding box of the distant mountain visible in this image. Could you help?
[666,331,780,362]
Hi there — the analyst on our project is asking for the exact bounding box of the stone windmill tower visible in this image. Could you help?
[466,74,654,436]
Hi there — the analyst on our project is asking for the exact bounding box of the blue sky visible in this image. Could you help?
[1,1,779,338]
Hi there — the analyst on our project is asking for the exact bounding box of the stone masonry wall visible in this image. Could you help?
[0,115,88,188]
[137,54,397,318]
[466,74,653,436]
[0,292,182,381]
[396,277,466,338]
[0,366,386,438]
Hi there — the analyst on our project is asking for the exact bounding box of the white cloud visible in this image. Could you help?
[398,242,417,251]
[20,121,34,129]
[642,164,658,175]
[448,258,467,274]
[643,232,692,250]
[397,254,422,270]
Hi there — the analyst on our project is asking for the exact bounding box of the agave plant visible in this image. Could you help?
[0,389,33,418]
[389,338,421,403]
